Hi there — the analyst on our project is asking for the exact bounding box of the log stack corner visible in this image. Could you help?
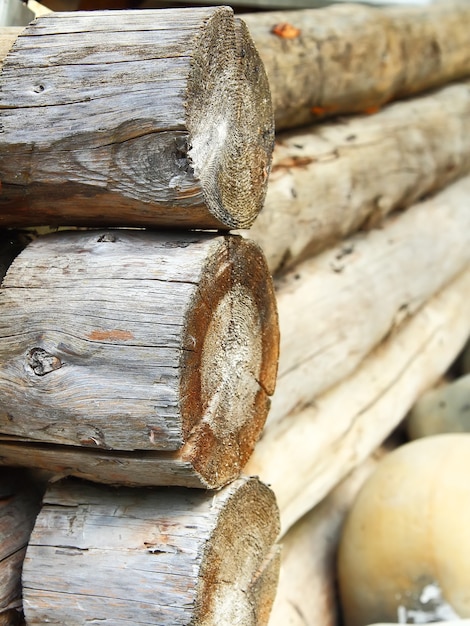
[1,0,470,624]
[0,6,282,626]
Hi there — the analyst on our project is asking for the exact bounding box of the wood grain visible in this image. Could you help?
[268,453,382,626]
[22,476,280,626]
[243,80,470,274]
[0,9,274,229]
[0,230,279,489]
[270,175,470,425]
[245,266,470,534]
[243,0,470,130]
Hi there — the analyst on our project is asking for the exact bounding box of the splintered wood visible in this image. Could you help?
[246,267,470,534]
[22,476,280,626]
[0,230,279,489]
[0,8,274,229]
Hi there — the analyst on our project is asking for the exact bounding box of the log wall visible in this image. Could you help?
[1,2,470,624]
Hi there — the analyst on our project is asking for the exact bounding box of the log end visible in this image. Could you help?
[195,476,281,626]
[180,235,279,488]
[187,8,274,229]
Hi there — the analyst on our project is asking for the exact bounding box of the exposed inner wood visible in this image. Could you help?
[22,476,280,626]
[0,8,273,229]
[270,176,470,425]
[268,453,383,626]
[0,230,279,489]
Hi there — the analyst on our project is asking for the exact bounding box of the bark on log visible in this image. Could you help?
[243,80,470,274]
[0,8,274,229]
[0,230,279,489]
[242,0,470,130]
[245,267,470,534]
[0,469,44,626]
[270,176,470,425]
[268,454,382,626]
[22,475,280,626]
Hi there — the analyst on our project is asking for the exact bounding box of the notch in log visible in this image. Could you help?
[22,476,281,626]
[0,229,279,489]
[0,8,274,230]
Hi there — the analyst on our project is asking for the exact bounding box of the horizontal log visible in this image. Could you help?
[0,29,22,70]
[0,469,44,626]
[270,176,470,425]
[268,454,382,626]
[242,0,470,130]
[0,230,279,489]
[22,476,280,626]
[243,80,470,273]
[0,8,273,229]
[245,267,470,534]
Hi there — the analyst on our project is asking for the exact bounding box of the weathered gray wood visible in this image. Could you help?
[0,230,279,489]
[0,28,22,70]
[269,176,470,425]
[0,469,44,626]
[0,8,274,229]
[242,0,470,130]
[245,267,470,534]
[242,80,470,274]
[22,475,281,626]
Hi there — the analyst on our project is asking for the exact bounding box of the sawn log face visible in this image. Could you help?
[0,230,279,488]
[0,8,274,229]
[22,476,280,626]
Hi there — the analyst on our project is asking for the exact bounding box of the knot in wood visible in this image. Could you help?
[27,348,62,376]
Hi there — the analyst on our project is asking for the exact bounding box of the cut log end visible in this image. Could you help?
[195,477,281,626]
[181,236,279,488]
[187,10,274,229]
[0,230,278,489]
[0,9,273,230]
[22,476,280,625]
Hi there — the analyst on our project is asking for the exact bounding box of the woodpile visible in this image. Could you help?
[1,0,470,623]
[0,7,281,625]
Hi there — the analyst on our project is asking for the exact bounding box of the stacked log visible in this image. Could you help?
[22,476,280,626]
[237,2,470,622]
[0,230,278,489]
[0,8,274,229]
[0,8,281,625]
[242,0,470,130]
